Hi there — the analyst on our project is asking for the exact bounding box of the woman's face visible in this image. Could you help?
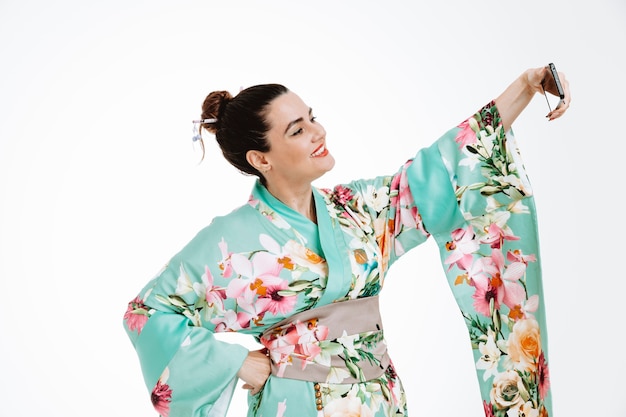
[261,91,335,188]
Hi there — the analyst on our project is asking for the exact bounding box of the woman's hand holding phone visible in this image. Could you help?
[537,63,571,120]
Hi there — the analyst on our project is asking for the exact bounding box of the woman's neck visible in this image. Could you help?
[265,181,316,223]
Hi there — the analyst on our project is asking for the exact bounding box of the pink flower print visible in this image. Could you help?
[490,249,527,310]
[237,292,271,326]
[258,235,301,273]
[276,400,287,417]
[299,319,329,344]
[151,378,172,417]
[261,319,329,376]
[445,226,480,272]
[390,163,421,234]
[537,351,551,400]
[226,252,284,301]
[455,118,479,148]
[227,250,290,324]
[293,319,328,366]
[508,294,539,321]
[124,296,149,335]
[261,281,297,315]
[247,194,259,207]
[260,327,299,377]
[480,222,520,249]
[471,250,528,317]
[201,266,227,311]
[211,309,253,332]
[218,238,234,278]
[507,248,537,265]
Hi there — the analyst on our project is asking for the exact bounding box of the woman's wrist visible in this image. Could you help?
[495,70,537,131]
[522,69,537,95]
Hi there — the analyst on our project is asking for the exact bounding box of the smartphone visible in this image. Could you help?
[543,62,565,111]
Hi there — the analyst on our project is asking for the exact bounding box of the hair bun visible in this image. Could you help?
[200,90,233,134]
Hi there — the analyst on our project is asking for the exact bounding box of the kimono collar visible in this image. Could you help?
[250,181,321,253]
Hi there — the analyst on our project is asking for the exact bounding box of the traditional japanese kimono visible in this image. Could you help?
[124,101,552,417]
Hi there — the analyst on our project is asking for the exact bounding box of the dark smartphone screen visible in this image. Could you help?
[548,63,565,99]
[543,63,565,112]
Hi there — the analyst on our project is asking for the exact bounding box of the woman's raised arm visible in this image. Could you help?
[495,65,571,131]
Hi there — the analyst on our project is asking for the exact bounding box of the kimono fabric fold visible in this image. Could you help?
[123,101,553,417]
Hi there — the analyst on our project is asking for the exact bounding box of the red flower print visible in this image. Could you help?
[384,363,399,404]
[331,185,354,205]
[482,400,495,417]
[151,379,172,417]
[479,105,494,127]
[537,351,551,400]
[124,296,149,335]
[472,276,503,317]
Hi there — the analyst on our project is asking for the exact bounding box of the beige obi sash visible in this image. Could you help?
[259,296,389,384]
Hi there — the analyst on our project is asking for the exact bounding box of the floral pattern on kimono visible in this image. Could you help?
[123,101,551,417]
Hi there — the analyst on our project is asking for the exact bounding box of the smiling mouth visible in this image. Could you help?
[310,144,328,158]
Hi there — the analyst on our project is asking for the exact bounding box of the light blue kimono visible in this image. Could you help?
[124,101,552,417]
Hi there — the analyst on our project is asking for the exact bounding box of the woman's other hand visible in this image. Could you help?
[236,348,271,395]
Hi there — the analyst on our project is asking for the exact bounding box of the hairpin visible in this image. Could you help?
[192,118,218,124]
[192,118,218,142]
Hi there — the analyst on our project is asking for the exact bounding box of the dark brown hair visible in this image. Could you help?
[198,84,289,182]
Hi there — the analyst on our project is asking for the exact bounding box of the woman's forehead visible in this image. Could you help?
[266,91,309,125]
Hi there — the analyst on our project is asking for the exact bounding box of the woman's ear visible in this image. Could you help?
[246,150,271,173]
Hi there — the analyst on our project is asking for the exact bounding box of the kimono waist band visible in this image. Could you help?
[259,296,389,384]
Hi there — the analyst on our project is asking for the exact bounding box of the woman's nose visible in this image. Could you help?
[312,121,326,140]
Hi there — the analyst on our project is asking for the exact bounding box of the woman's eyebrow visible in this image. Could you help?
[284,108,313,134]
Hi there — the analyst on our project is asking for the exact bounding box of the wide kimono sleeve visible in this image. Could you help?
[122,224,249,417]
[408,101,552,417]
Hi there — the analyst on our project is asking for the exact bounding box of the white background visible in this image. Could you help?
[1,1,625,416]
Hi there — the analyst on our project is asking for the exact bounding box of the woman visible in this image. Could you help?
[124,66,570,417]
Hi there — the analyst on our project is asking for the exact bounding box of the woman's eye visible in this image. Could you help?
[290,117,316,136]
